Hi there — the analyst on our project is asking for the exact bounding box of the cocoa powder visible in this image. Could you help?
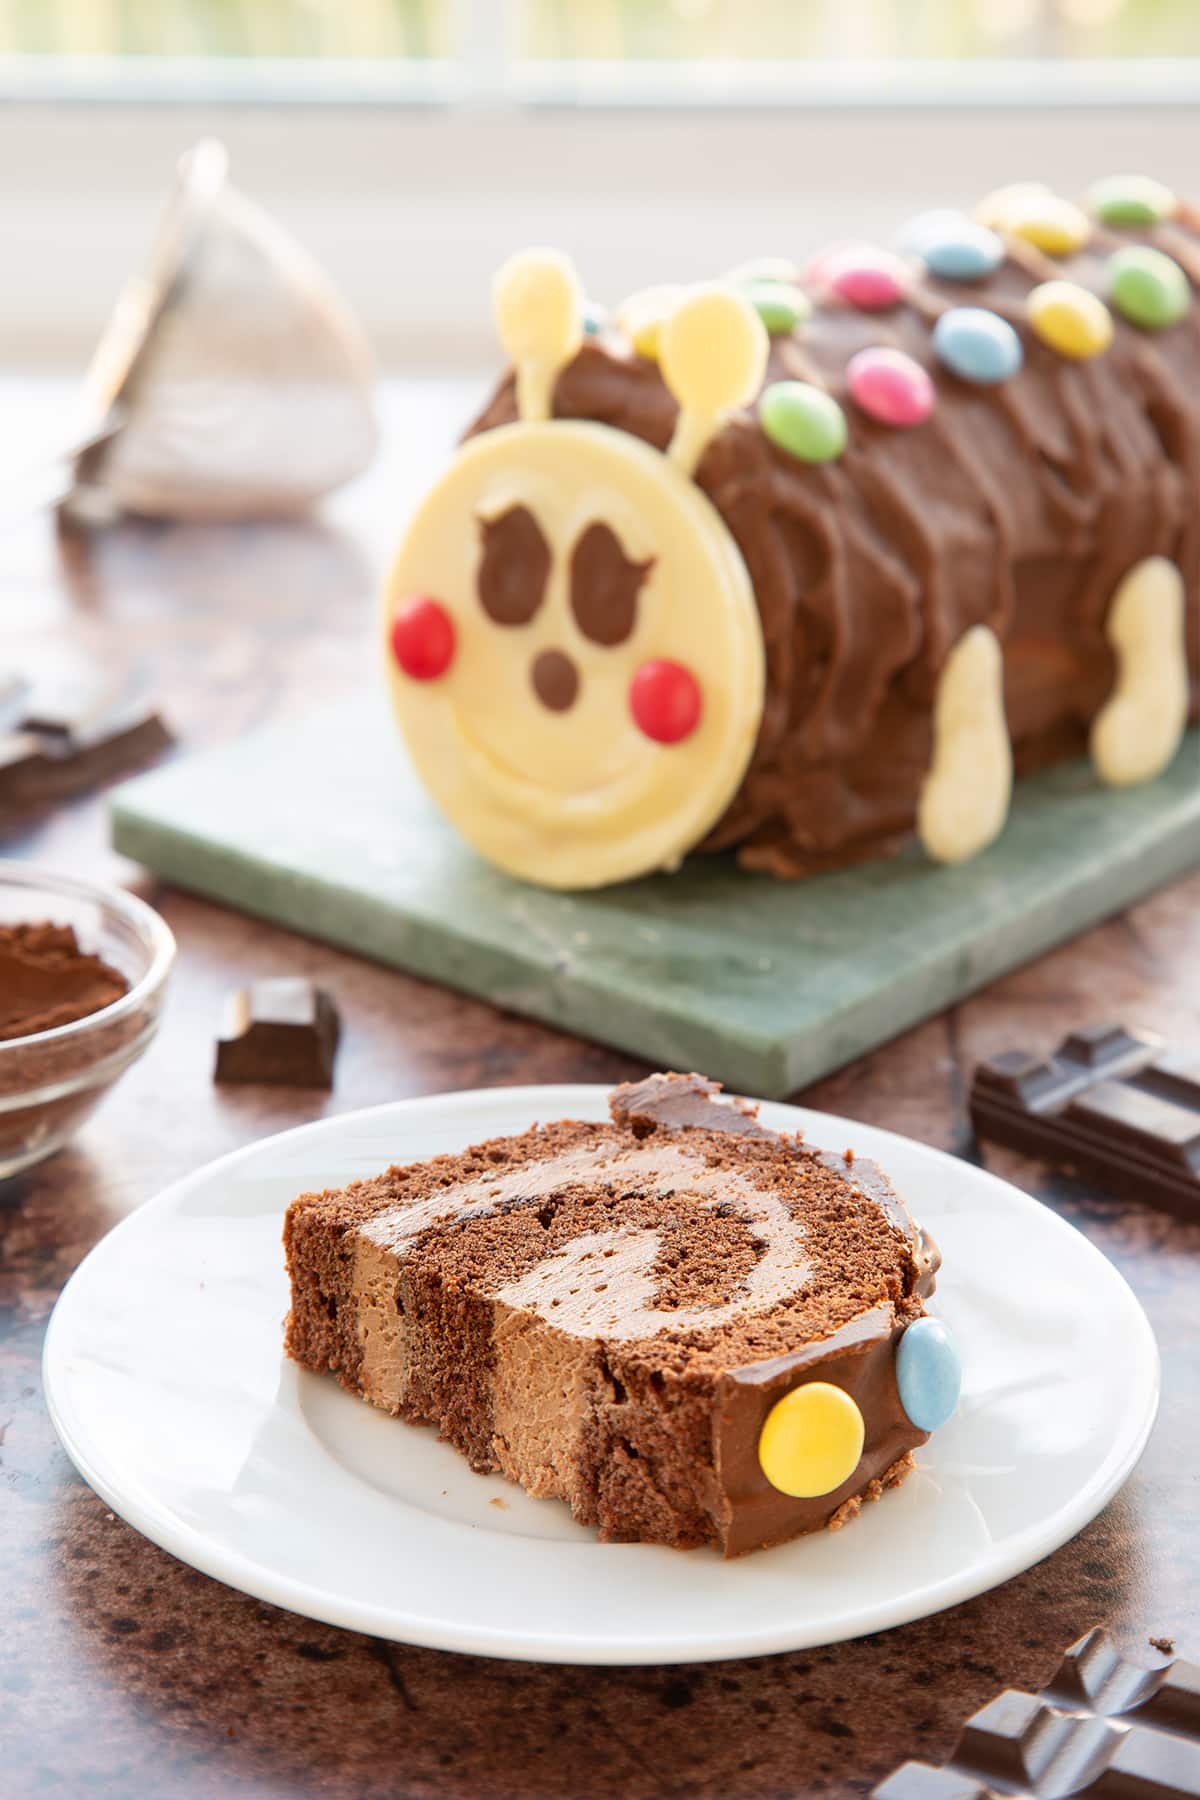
[0,922,128,1041]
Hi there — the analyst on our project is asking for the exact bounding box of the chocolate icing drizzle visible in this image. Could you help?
[477,504,551,626]
[469,209,1200,875]
[530,647,579,712]
[568,520,652,646]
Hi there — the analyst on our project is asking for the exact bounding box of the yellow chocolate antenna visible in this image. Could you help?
[492,248,584,424]
[659,287,769,478]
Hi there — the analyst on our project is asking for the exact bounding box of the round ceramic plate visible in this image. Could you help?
[43,1085,1159,1666]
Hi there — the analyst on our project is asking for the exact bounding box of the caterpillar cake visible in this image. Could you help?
[283,1073,957,1555]
[383,174,1198,887]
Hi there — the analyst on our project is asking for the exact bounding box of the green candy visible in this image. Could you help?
[1087,174,1177,228]
[759,381,847,463]
[1106,246,1191,329]
[743,280,812,336]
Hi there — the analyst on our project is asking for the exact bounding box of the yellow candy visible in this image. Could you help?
[617,285,685,361]
[978,184,1089,256]
[757,1380,865,1499]
[1027,280,1114,360]
[976,181,1052,231]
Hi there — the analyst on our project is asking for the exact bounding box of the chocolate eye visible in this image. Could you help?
[477,506,551,626]
[569,522,653,647]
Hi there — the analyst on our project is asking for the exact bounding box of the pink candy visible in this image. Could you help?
[846,348,935,427]
[825,247,908,312]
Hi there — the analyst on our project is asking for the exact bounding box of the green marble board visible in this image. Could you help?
[110,698,1200,1098]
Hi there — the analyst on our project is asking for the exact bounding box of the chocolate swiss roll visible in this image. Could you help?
[383,177,1198,887]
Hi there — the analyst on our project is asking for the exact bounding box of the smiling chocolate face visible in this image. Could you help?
[382,418,765,888]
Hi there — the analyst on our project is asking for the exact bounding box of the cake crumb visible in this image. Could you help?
[828,1495,862,1531]
[1150,1635,1175,1654]
[489,1496,509,1511]
[844,1147,855,1165]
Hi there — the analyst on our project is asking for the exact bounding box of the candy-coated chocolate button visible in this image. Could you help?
[896,1317,961,1433]
[629,659,703,744]
[743,279,811,335]
[1106,246,1191,329]
[800,239,872,287]
[828,248,908,312]
[758,1381,865,1499]
[390,597,456,680]
[932,307,1023,385]
[897,208,969,254]
[617,285,684,361]
[846,347,935,427]
[979,185,1089,256]
[909,214,1005,282]
[976,181,1052,231]
[1087,173,1177,227]
[759,381,847,463]
[1006,194,1089,256]
[1027,281,1114,360]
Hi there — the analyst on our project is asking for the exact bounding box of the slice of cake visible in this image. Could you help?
[283,1073,957,1555]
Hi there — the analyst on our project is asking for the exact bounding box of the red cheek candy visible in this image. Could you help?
[629,659,703,744]
[390,597,456,680]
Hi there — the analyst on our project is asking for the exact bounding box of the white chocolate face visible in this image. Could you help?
[382,420,766,888]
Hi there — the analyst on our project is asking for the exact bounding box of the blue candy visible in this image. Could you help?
[900,211,1005,282]
[897,208,968,255]
[933,306,1023,386]
[582,300,608,336]
[896,1317,961,1432]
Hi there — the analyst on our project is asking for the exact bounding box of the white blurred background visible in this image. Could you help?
[1,0,1198,365]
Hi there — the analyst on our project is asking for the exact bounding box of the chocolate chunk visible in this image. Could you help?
[969,1025,1200,1215]
[215,980,340,1088]
[0,691,172,831]
[609,1071,778,1140]
[874,1628,1200,1799]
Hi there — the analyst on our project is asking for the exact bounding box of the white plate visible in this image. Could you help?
[43,1085,1159,1666]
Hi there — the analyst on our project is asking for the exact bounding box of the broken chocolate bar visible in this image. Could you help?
[874,1626,1200,1798]
[0,693,171,832]
[969,1024,1200,1215]
[214,980,340,1089]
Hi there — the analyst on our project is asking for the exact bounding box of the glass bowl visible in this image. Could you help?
[0,864,175,1179]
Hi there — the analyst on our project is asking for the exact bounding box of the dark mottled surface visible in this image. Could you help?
[1,380,1197,1799]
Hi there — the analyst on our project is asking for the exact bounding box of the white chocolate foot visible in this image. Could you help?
[1090,556,1189,787]
[918,625,1013,865]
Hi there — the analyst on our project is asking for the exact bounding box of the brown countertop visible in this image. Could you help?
[1,378,1197,1799]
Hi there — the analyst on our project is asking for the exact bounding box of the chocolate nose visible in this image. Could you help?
[531,649,579,713]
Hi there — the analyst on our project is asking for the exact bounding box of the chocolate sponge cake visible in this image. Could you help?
[382,176,1197,888]
[284,1075,956,1556]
